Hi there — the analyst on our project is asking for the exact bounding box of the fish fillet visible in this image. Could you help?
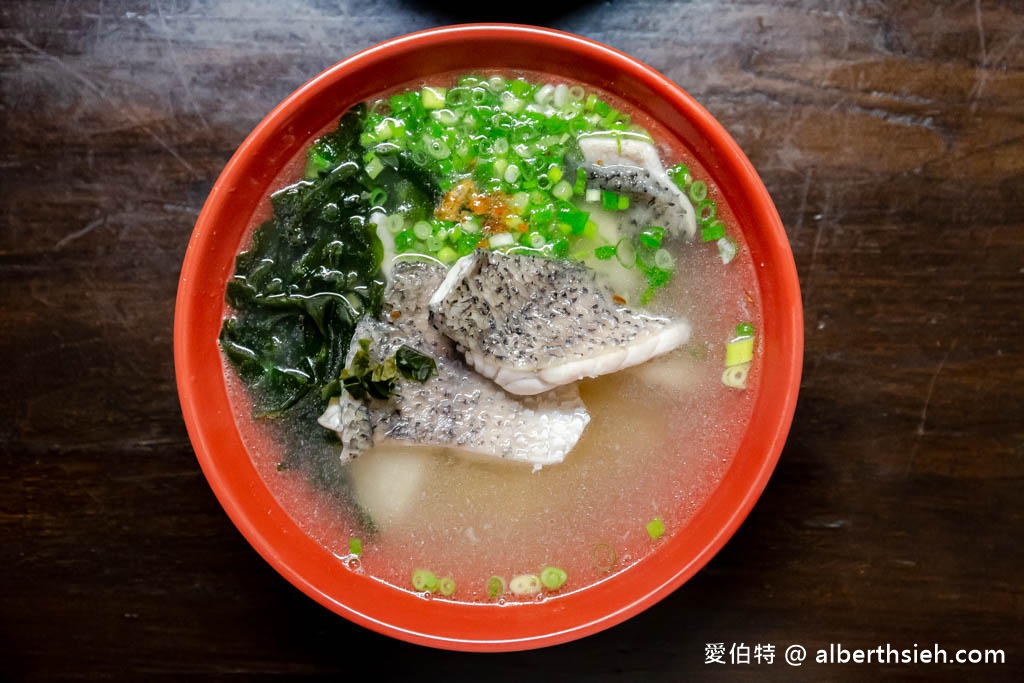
[429,249,691,396]
[319,260,591,468]
[572,135,697,240]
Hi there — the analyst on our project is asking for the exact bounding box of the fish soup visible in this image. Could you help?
[220,70,762,603]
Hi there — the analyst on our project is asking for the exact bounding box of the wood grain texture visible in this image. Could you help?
[1,1,1021,680]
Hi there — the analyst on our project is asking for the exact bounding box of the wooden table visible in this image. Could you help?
[2,2,1021,680]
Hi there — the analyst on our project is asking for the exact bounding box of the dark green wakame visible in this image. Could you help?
[219,104,389,418]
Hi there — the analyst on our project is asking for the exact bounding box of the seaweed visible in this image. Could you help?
[219,104,385,417]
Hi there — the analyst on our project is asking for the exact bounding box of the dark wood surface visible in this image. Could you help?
[2,1,1022,680]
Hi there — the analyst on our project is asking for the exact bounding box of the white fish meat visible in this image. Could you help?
[572,134,697,240]
[319,260,591,468]
[429,249,691,396]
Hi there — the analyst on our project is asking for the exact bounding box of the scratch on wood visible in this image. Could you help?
[802,181,830,312]
[154,0,213,132]
[916,341,954,437]
[905,339,957,476]
[56,217,106,249]
[794,166,814,233]
[12,33,199,178]
[969,0,988,112]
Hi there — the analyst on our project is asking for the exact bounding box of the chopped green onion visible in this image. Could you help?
[646,517,666,541]
[359,131,377,148]
[534,82,554,104]
[500,91,523,113]
[489,232,515,248]
[601,190,623,211]
[412,220,432,240]
[373,141,403,156]
[510,191,530,213]
[653,248,675,271]
[412,569,439,593]
[424,137,450,159]
[698,197,717,223]
[688,179,708,202]
[456,233,479,255]
[717,236,738,264]
[385,213,405,235]
[551,179,573,201]
[304,149,333,179]
[701,219,726,243]
[639,226,665,249]
[365,155,385,180]
[600,107,620,127]
[503,163,520,184]
[436,245,459,264]
[615,237,636,269]
[372,119,394,140]
[529,205,552,226]
[395,229,416,252]
[509,78,530,97]
[540,566,567,590]
[367,187,388,208]
[421,86,447,110]
[509,574,542,596]
[487,575,506,599]
[550,238,570,257]
[557,207,590,234]
[492,157,509,178]
[735,322,755,338]
[344,75,704,312]
[349,538,362,556]
[573,167,587,195]
[725,336,754,367]
[432,108,458,126]
[438,577,456,597]
[722,362,751,389]
[667,162,690,190]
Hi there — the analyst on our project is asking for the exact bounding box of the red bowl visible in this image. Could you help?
[174,23,802,651]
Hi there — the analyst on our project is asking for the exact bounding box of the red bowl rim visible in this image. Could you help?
[174,23,803,652]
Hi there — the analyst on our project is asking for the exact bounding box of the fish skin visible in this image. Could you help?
[569,135,697,240]
[317,391,372,461]
[429,249,692,396]
[320,260,591,468]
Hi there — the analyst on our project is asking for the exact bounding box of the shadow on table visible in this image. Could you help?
[404,0,596,25]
